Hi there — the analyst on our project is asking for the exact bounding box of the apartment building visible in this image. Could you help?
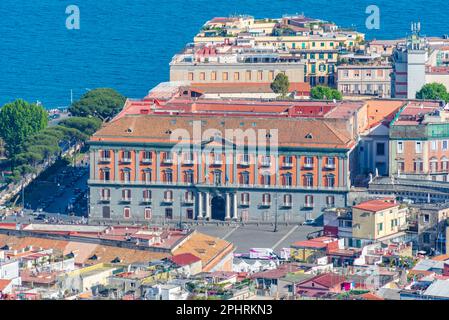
[351,198,408,247]
[389,101,449,181]
[169,45,306,84]
[337,64,392,98]
[88,114,355,224]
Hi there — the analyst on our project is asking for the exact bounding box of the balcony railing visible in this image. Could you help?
[304,202,314,208]
[303,163,314,169]
[163,198,174,203]
[240,201,250,207]
[239,160,250,167]
[260,202,271,207]
[100,196,111,202]
[260,161,271,168]
[121,197,131,203]
[121,158,132,164]
[162,158,173,164]
[99,157,111,163]
[142,198,152,204]
[282,202,292,208]
[325,163,336,169]
[282,162,293,168]
[183,159,194,165]
[141,158,152,165]
[183,198,195,204]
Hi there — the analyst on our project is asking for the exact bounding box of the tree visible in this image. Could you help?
[0,99,48,162]
[416,83,449,102]
[59,117,102,136]
[310,85,343,100]
[68,88,126,121]
[270,73,290,98]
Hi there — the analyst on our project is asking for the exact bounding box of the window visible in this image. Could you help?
[142,190,152,202]
[242,153,250,165]
[101,150,111,161]
[122,150,132,162]
[165,208,173,219]
[213,170,222,184]
[121,168,131,182]
[245,70,252,81]
[262,193,271,205]
[188,72,194,81]
[443,140,449,150]
[261,155,271,167]
[431,140,437,151]
[240,171,250,185]
[397,161,405,173]
[183,151,194,164]
[164,169,173,183]
[123,207,131,219]
[397,141,404,153]
[430,158,438,173]
[142,169,152,183]
[442,157,449,171]
[184,191,194,203]
[222,72,228,81]
[284,156,293,166]
[326,196,335,207]
[326,157,335,168]
[122,189,131,201]
[376,143,385,156]
[283,194,292,206]
[142,151,152,163]
[283,173,292,186]
[184,170,194,183]
[163,152,173,163]
[200,72,206,80]
[423,214,430,223]
[100,168,111,181]
[304,174,313,187]
[414,160,423,173]
[241,193,250,205]
[261,172,271,186]
[257,71,263,81]
[326,174,335,187]
[268,71,274,81]
[164,190,173,202]
[304,157,314,168]
[144,208,152,220]
[377,222,383,233]
[234,72,240,81]
[100,188,110,201]
[305,195,314,207]
[211,71,217,81]
[415,141,423,153]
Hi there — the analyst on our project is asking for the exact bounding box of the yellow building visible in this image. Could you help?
[352,198,408,246]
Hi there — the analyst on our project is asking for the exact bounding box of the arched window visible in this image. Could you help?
[240,171,250,185]
[100,168,111,181]
[413,159,423,173]
[325,174,335,187]
[430,157,438,173]
[142,169,152,183]
[303,174,313,187]
[121,168,131,182]
[441,156,449,172]
[164,190,173,202]
[261,172,271,186]
[283,173,292,186]
[184,170,194,184]
[163,169,173,183]
[213,170,222,184]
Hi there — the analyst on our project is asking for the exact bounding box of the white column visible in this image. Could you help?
[225,193,231,220]
[197,192,203,219]
[205,192,211,219]
[232,193,238,220]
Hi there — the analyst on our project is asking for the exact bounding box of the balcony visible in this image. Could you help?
[325,163,336,170]
[210,159,223,166]
[239,160,250,167]
[183,198,195,205]
[162,198,173,204]
[100,196,111,202]
[121,158,132,164]
[260,202,271,208]
[282,162,293,169]
[303,163,314,169]
[282,202,292,208]
[162,158,173,165]
[121,197,131,203]
[304,202,314,209]
[99,157,111,163]
[142,198,152,204]
[141,158,152,165]
[240,201,250,207]
[183,159,194,166]
[260,161,271,168]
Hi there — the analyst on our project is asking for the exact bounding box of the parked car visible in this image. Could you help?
[303,219,316,226]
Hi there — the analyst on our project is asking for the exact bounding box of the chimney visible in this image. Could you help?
[443,263,449,276]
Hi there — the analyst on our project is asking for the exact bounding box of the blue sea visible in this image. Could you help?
[0,0,449,108]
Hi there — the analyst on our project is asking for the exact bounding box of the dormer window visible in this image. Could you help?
[305,133,313,139]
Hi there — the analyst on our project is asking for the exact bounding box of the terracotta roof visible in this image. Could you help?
[0,279,12,291]
[91,115,354,150]
[353,198,398,212]
[169,253,201,266]
[360,292,384,300]
[306,273,346,288]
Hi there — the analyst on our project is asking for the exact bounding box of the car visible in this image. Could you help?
[303,219,316,226]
